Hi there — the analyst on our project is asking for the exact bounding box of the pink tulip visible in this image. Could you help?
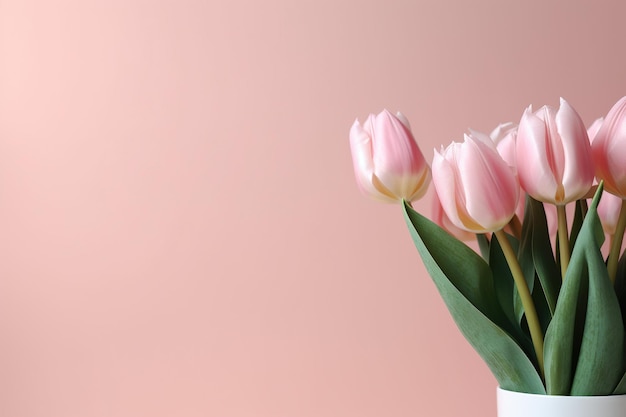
[431,189,475,241]
[592,97,626,198]
[349,110,431,203]
[432,133,519,233]
[515,98,594,205]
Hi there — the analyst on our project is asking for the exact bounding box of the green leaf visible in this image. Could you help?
[612,251,626,394]
[613,369,626,395]
[543,186,625,395]
[614,250,626,322]
[473,230,537,358]
[569,199,588,248]
[527,198,560,316]
[476,234,490,262]
[530,274,553,334]
[403,201,545,394]
[515,197,559,336]
[518,196,537,284]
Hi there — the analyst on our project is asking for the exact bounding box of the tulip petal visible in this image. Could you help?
[431,189,475,241]
[598,191,623,235]
[432,145,470,231]
[556,98,594,202]
[539,105,566,186]
[467,129,494,148]
[516,107,559,203]
[395,111,411,130]
[490,122,517,144]
[459,136,518,231]
[496,130,517,169]
[349,119,396,202]
[406,168,431,201]
[587,117,604,143]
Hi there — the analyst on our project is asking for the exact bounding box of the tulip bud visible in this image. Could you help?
[432,133,519,233]
[592,97,626,199]
[515,98,594,205]
[349,110,431,203]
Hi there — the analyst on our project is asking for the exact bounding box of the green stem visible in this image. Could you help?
[495,230,545,380]
[557,205,570,282]
[608,199,626,284]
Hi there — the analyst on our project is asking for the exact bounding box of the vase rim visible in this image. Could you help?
[497,386,626,398]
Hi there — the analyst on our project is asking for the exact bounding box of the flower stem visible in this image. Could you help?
[494,230,545,379]
[607,199,626,284]
[557,205,570,282]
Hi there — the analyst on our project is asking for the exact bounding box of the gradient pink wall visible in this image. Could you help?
[1,1,626,416]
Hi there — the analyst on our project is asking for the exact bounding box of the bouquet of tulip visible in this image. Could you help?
[349,97,626,396]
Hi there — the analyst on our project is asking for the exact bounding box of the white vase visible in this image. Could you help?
[497,387,626,417]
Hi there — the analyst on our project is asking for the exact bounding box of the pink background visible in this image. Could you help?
[1,1,626,416]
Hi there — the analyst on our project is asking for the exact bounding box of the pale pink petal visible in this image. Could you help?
[556,98,594,202]
[467,128,495,149]
[598,191,623,235]
[458,136,518,231]
[587,117,604,143]
[395,111,411,130]
[432,145,468,231]
[431,189,474,241]
[349,119,395,202]
[362,114,375,136]
[540,105,566,185]
[496,129,517,169]
[516,107,559,203]
[489,122,517,144]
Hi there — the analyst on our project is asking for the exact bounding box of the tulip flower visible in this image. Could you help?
[486,123,558,239]
[516,98,594,206]
[516,98,594,280]
[434,132,544,375]
[591,97,626,282]
[432,133,519,233]
[349,110,431,203]
[592,97,626,198]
